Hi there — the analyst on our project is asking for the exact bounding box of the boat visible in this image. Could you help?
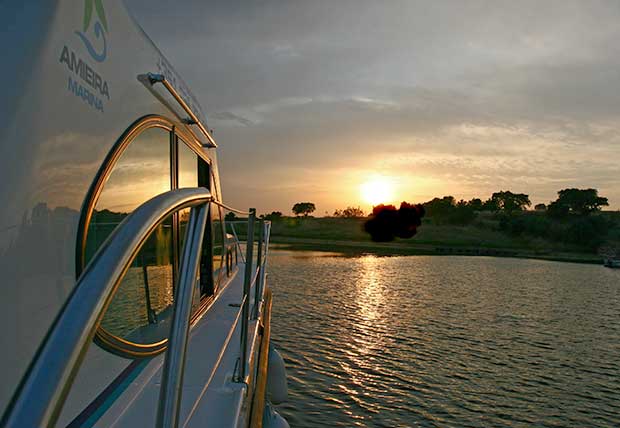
[603,258,620,268]
[0,2,288,427]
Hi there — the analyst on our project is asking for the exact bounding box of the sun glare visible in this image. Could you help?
[360,177,394,205]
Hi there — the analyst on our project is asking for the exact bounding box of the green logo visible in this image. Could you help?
[76,0,108,62]
[82,0,108,33]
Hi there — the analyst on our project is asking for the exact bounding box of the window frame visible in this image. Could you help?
[76,114,218,358]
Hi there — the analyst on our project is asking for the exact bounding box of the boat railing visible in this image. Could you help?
[223,215,272,381]
[138,73,217,148]
[2,188,271,428]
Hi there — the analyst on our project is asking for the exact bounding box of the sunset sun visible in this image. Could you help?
[360,177,394,205]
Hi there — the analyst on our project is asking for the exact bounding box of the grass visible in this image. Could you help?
[231,216,606,264]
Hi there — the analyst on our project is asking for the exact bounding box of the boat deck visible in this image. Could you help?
[61,261,263,428]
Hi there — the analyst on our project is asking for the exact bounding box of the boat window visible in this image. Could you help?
[79,118,222,356]
[178,138,198,188]
[211,174,224,289]
[84,128,171,264]
[100,214,174,345]
[177,206,201,312]
[86,127,174,347]
[178,138,213,311]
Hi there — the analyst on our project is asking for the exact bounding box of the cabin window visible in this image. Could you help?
[100,214,175,345]
[79,116,222,356]
[178,138,215,311]
[84,128,172,264]
[178,138,199,310]
[178,138,199,188]
[87,127,174,346]
[211,174,225,289]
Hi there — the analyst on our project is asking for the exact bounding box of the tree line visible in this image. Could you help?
[422,188,614,250]
[224,188,616,250]
[422,189,608,220]
[423,190,533,225]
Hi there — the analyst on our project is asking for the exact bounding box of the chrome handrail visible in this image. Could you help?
[212,200,251,216]
[156,203,208,428]
[225,219,272,322]
[139,73,217,148]
[229,222,246,263]
[2,188,212,428]
[238,209,256,382]
[258,221,271,313]
[2,187,272,428]
[253,220,265,320]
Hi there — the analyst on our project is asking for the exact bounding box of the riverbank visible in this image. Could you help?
[269,237,601,264]
[257,217,603,264]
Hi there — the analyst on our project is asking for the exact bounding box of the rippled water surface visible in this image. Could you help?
[268,251,620,427]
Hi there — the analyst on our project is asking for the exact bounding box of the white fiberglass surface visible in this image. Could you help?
[82,263,263,428]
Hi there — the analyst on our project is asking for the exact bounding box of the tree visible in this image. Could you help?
[468,198,483,211]
[547,200,569,218]
[364,202,425,242]
[499,213,551,237]
[550,188,608,216]
[372,204,396,215]
[333,206,365,218]
[534,203,547,211]
[292,202,316,217]
[491,191,531,213]
[421,196,476,225]
[453,200,477,225]
[423,196,455,224]
[264,211,283,221]
[481,198,499,212]
[564,216,613,249]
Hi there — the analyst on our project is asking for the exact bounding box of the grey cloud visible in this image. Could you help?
[125,0,620,212]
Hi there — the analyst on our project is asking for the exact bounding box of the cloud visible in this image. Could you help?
[126,0,620,212]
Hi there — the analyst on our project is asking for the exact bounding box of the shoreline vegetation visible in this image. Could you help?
[231,189,620,265]
[263,217,606,265]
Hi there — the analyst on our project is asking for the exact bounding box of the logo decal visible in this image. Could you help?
[75,0,108,62]
[59,0,111,112]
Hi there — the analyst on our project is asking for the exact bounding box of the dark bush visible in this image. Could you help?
[499,213,551,237]
[364,202,425,242]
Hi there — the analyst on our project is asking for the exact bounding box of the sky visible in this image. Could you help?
[127,0,620,215]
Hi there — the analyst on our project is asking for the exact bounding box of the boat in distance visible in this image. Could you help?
[0,1,288,427]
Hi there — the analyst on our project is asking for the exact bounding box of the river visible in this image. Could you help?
[268,251,620,427]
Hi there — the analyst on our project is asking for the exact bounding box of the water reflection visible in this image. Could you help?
[356,255,383,324]
[269,251,620,427]
[0,202,79,412]
[346,255,388,372]
[86,128,174,345]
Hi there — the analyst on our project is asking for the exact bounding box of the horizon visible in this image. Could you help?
[128,1,620,213]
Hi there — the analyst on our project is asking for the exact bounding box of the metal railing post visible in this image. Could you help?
[261,222,271,295]
[156,203,208,428]
[229,222,246,263]
[237,208,255,382]
[253,219,265,319]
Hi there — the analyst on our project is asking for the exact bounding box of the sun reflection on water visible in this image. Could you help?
[356,255,384,324]
[337,255,393,398]
[269,252,620,427]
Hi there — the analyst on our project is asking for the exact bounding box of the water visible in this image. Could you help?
[268,251,620,427]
